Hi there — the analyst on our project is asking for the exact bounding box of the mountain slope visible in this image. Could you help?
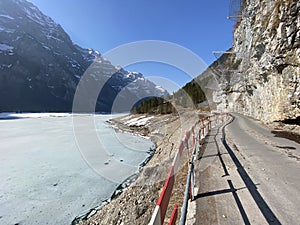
[0,0,167,112]
[146,0,299,125]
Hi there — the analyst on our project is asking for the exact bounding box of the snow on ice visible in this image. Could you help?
[0,14,14,20]
[0,43,14,51]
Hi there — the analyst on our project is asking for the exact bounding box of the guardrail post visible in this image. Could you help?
[168,204,178,225]
[201,119,204,138]
[190,162,195,200]
[190,133,197,200]
[198,128,202,146]
[191,127,195,149]
[179,160,193,225]
[150,114,222,225]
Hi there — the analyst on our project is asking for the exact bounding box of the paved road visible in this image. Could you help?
[193,113,300,224]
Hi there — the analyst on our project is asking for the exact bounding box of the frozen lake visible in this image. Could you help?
[0,113,154,225]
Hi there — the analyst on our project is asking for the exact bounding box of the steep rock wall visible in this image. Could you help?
[219,0,299,123]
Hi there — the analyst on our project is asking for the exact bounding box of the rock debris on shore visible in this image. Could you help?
[77,112,199,225]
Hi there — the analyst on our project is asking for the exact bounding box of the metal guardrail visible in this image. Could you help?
[179,127,197,225]
[149,113,229,225]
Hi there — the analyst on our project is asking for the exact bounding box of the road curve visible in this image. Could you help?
[194,113,300,225]
[225,113,300,224]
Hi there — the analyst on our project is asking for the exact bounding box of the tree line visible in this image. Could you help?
[131,79,206,114]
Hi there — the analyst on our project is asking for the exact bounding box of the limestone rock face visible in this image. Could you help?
[217,0,300,123]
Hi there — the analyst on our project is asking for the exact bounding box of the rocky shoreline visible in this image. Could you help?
[75,112,199,225]
[72,115,157,225]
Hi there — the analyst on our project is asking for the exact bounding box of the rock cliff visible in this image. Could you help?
[215,0,299,124]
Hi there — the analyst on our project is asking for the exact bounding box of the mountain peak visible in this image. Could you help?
[0,0,167,112]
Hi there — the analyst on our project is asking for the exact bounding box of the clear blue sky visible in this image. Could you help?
[28,0,234,93]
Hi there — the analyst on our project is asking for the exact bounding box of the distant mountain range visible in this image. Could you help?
[0,0,167,112]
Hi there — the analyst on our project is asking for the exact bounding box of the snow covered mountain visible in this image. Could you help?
[0,0,168,112]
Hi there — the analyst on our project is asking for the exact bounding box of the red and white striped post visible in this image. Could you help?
[201,119,204,138]
[191,126,195,150]
[149,137,187,225]
[150,115,217,225]
[149,166,175,225]
[168,204,178,225]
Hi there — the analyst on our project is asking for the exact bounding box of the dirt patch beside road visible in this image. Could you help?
[271,130,300,144]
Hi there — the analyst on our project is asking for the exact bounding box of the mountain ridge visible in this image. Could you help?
[0,0,167,112]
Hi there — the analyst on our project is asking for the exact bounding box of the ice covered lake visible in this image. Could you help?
[0,113,154,225]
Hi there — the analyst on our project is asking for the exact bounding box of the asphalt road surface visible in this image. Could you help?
[194,113,300,225]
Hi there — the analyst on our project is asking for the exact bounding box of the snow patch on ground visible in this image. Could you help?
[23,7,45,26]
[0,64,12,69]
[13,36,21,41]
[155,85,166,93]
[46,35,64,42]
[0,14,14,20]
[42,45,51,50]
[68,59,80,68]
[0,43,14,51]
[73,74,81,79]
[124,116,154,126]
[22,5,56,28]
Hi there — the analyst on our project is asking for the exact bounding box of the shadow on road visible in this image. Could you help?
[194,120,249,224]
[222,115,282,225]
[198,125,229,177]
[227,180,250,225]
[272,130,300,144]
[215,125,229,177]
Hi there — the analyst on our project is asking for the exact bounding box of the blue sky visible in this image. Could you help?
[28,0,234,92]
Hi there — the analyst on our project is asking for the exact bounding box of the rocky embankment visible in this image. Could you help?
[214,0,299,126]
[76,112,199,225]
